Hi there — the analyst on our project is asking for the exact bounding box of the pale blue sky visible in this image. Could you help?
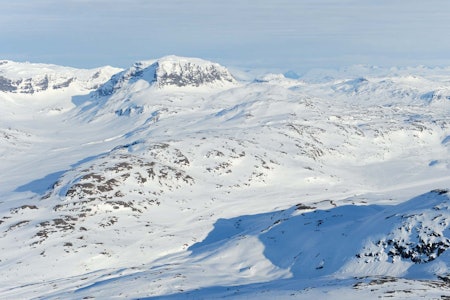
[2,0,450,72]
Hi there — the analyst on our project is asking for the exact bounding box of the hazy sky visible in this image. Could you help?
[2,0,450,72]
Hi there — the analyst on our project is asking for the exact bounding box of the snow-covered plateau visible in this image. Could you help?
[0,56,449,299]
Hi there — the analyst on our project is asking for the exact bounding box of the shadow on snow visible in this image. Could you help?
[14,154,106,195]
[142,190,449,299]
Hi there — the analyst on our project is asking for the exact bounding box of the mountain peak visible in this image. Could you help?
[97,56,236,96]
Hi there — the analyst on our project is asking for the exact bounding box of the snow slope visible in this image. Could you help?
[0,56,449,299]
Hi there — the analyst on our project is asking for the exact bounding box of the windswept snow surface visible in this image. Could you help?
[0,56,450,299]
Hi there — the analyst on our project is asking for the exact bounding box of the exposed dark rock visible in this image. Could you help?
[154,61,235,87]
[53,77,74,89]
[0,76,17,92]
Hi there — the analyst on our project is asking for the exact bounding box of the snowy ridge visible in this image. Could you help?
[0,60,121,94]
[0,57,450,299]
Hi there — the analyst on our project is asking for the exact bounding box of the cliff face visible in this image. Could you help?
[152,56,236,87]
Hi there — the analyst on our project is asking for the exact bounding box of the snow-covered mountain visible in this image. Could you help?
[0,56,449,299]
[0,60,120,94]
[97,55,236,96]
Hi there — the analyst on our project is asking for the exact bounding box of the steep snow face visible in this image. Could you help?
[97,55,236,96]
[0,60,121,94]
[0,57,450,299]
